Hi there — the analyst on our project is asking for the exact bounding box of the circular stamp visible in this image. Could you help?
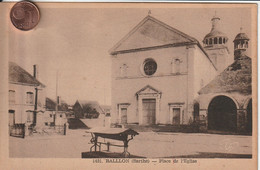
[10,1,40,31]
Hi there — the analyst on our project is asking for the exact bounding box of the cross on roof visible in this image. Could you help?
[148,10,152,15]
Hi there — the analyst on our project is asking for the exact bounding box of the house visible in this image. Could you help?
[110,15,218,126]
[45,97,68,125]
[73,100,104,119]
[9,62,46,132]
[198,30,252,134]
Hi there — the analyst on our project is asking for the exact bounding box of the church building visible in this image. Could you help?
[110,15,218,126]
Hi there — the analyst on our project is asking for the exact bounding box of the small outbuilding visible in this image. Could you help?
[73,100,104,119]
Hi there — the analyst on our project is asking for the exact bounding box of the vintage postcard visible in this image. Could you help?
[0,2,257,170]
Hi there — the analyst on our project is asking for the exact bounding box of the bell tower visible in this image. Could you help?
[233,27,250,60]
[203,12,230,73]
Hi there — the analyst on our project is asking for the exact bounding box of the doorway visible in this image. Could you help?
[208,96,237,132]
[142,99,156,125]
[172,108,181,125]
[121,108,127,124]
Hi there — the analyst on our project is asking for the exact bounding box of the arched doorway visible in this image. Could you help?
[208,96,237,132]
[246,99,252,133]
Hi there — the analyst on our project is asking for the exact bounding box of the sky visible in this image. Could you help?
[8,4,253,105]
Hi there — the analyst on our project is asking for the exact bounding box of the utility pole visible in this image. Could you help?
[33,87,38,126]
[55,70,59,126]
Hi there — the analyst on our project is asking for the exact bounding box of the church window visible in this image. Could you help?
[205,39,208,45]
[242,40,245,48]
[214,37,217,44]
[238,42,242,49]
[223,38,226,44]
[143,59,157,76]
[120,64,128,77]
[172,58,182,74]
[209,38,212,45]
[219,37,222,44]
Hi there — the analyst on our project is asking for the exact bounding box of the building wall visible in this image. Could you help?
[193,46,218,99]
[9,83,46,125]
[204,47,231,73]
[111,45,216,125]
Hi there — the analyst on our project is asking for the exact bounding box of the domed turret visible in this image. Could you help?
[233,28,250,60]
[203,14,228,48]
[202,12,230,73]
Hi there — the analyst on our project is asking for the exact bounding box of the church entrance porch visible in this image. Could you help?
[208,96,237,132]
[136,85,161,125]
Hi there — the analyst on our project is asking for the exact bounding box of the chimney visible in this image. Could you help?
[33,64,39,79]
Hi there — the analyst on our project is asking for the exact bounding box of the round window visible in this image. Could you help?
[143,59,157,76]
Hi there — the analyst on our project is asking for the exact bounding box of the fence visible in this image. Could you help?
[9,124,25,138]
[10,124,67,138]
[33,124,67,136]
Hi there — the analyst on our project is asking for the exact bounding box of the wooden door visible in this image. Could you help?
[121,108,127,124]
[172,108,180,125]
[142,99,156,125]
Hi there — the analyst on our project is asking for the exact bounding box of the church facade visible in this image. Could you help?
[110,15,217,126]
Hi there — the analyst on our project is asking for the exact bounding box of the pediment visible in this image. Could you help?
[110,15,197,55]
[136,85,161,95]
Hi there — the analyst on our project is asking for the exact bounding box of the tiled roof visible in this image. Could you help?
[199,55,252,95]
[9,62,45,87]
[46,97,68,111]
[234,33,250,41]
[204,30,227,39]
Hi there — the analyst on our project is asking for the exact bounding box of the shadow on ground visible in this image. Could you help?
[166,152,252,159]
[124,124,252,136]
[82,151,145,158]
[82,151,251,159]
[68,118,90,129]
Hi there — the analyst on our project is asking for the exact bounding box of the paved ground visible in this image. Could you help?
[9,129,252,158]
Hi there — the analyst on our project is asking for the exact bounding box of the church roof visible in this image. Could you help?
[110,15,199,55]
[198,55,251,95]
[203,14,228,43]
[204,30,227,40]
[9,62,45,87]
[234,33,250,41]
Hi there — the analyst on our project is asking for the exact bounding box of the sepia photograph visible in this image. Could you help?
[0,2,257,170]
